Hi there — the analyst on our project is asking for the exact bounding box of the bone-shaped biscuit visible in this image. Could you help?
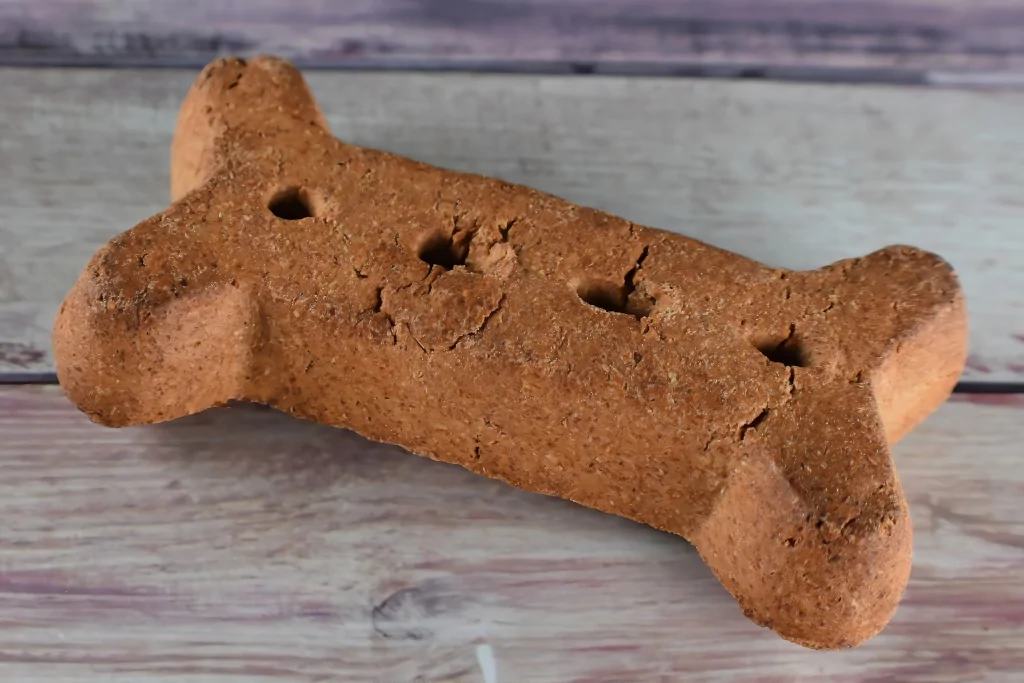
[53,56,967,649]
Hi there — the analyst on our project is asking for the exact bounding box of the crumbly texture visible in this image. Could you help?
[52,56,967,649]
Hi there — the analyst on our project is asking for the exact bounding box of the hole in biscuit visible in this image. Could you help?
[268,187,315,220]
[576,279,654,320]
[577,280,625,313]
[418,230,469,270]
[755,337,809,367]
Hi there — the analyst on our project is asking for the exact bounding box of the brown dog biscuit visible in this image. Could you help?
[52,56,967,649]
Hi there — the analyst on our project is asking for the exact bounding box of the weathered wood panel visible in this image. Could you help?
[3,0,1024,82]
[2,67,1022,381]
[0,386,1020,681]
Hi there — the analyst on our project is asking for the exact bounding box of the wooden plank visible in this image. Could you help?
[3,0,1024,82]
[3,68,1023,381]
[0,386,1020,681]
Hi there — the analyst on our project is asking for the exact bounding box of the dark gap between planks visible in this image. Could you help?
[0,56,938,87]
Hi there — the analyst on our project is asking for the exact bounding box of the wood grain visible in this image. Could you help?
[3,0,1024,82]
[2,67,1023,382]
[0,386,1020,681]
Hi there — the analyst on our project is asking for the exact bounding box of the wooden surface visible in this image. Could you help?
[1,53,1021,679]
[4,0,1024,83]
[0,386,1019,681]
[2,67,1024,382]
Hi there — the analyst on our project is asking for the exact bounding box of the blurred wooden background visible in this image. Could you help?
[0,2,1022,681]
[2,0,1024,83]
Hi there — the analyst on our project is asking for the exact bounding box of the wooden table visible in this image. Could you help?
[1,3,1023,681]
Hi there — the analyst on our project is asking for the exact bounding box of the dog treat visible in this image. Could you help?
[53,56,967,649]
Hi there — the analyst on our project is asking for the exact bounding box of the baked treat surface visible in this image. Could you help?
[52,56,967,649]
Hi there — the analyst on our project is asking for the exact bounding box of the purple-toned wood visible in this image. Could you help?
[2,0,1024,79]
[0,385,1022,680]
